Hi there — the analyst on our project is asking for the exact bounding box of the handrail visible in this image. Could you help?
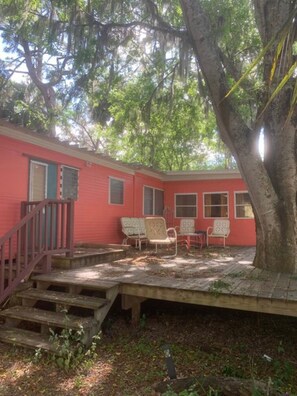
[0,199,74,305]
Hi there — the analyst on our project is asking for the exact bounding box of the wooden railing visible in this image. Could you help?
[0,199,74,305]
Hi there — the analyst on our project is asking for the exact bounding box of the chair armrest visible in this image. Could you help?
[207,226,213,235]
[167,227,177,238]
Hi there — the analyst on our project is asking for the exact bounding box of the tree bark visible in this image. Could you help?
[180,0,297,272]
[21,40,57,137]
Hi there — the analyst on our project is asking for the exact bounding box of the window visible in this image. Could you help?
[144,186,164,215]
[175,194,197,218]
[204,192,228,218]
[235,192,254,219]
[109,177,124,205]
[61,166,78,200]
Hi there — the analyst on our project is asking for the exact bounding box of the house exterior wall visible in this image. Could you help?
[164,178,256,246]
[0,134,134,245]
[0,137,29,234]
[0,126,256,247]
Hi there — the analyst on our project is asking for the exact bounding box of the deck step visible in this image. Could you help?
[32,272,119,291]
[17,288,109,310]
[0,306,96,330]
[0,326,59,352]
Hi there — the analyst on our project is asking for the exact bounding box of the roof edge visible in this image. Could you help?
[0,120,136,175]
[163,170,242,181]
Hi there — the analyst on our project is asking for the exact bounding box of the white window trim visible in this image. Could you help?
[109,176,124,205]
[29,160,48,201]
[61,165,79,200]
[203,191,229,219]
[143,185,164,216]
[174,193,198,219]
[234,191,254,219]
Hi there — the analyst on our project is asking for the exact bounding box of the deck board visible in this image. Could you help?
[287,276,297,302]
[257,271,280,299]
[32,247,297,318]
[271,273,290,301]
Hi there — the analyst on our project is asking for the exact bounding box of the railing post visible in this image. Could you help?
[66,199,74,257]
[20,201,27,254]
[0,199,76,304]
[20,201,27,219]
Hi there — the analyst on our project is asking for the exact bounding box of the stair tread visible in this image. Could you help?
[0,306,96,330]
[32,272,119,290]
[0,326,59,352]
[17,288,109,309]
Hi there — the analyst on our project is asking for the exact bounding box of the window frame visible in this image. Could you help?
[234,191,254,219]
[143,185,164,216]
[109,176,124,205]
[203,191,229,219]
[174,193,198,219]
[61,165,79,200]
[29,160,48,201]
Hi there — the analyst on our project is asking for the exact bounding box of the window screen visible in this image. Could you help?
[110,178,124,204]
[62,166,78,200]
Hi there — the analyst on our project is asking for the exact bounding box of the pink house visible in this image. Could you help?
[0,119,256,247]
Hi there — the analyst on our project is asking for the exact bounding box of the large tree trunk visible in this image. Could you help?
[180,0,297,273]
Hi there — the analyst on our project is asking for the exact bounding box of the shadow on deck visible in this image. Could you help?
[44,246,297,319]
[52,244,127,269]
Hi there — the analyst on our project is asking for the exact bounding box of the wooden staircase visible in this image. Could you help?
[0,272,119,351]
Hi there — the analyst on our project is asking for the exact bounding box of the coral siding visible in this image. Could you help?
[134,172,164,216]
[0,133,256,246]
[0,135,133,244]
[0,140,29,234]
[164,179,256,246]
[76,165,134,244]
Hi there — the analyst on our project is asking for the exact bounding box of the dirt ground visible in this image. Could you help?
[0,247,297,395]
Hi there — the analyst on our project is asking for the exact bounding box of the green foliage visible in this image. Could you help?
[272,359,294,389]
[208,280,231,296]
[34,326,101,371]
[109,75,219,170]
[163,384,219,396]
[0,0,232,168]
[222,364,244,378]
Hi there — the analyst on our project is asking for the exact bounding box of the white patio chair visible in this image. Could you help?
[144,217,177,256]
[176,218,198,249]
[206,219,230,247]
[120,217,147,250]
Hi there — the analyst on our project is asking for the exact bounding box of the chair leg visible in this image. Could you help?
[174,241,177,256]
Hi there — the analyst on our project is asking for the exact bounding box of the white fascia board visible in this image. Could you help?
[163,170,242,181]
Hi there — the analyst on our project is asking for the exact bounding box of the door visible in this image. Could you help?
[29,161,57,200]
[29,160,58,247]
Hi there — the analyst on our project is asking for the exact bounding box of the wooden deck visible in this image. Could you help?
[38,247,297,318]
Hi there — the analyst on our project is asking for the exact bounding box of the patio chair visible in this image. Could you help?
[144,217,177,256]
[206,219,230,247]
[176,218,198,250]
[120,217,147,250]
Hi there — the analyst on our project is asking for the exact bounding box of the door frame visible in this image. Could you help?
[29,160,48,201]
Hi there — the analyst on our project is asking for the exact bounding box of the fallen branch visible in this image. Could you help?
[153,376,281,395]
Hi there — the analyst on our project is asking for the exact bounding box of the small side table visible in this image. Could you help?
[195,230,206,249]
